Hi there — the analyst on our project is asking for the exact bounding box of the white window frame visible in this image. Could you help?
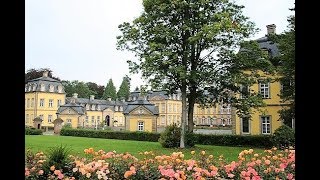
[161,115,165,125]
[48,115,52,123]
[31,98,34,108]
[39,114,44,120]
[91,116,95,124]
[58,85,63,93]
[161,103,165,113]
[57,99,62,107]
[259,82,270,98]
[49,85,54,92]
[241,117,250,134]
[66,119,72,124]
[85,116,89,123]
[261,116,271,134]
[40,84,45,91]
[138,121,144,131]
[39,99,44,107]
[48,99,53,108]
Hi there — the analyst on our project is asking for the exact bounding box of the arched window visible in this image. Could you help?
[115,106,119,111]
[119,106,123,111]
[32,83,37,91]
[91,104,96,110]
[28,84,32,91]
[86,104,90,110]
[138,121,144,131]
[58,85,63,93]
[40,83,45,91]
[49,84,54,92]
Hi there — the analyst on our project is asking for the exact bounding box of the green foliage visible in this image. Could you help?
[272,125,295,149]
[86,82,105,99]
[62,80,95,98]
[117,75,131,100]
[42,145,73,177]
[103,78,117,100]
[25,68,60,83]
[159,124,195,148]
[25,127,43,135]
[195,134,273,148]
[117,0,271,138]
[60,128,160,142]
[62,123,72,129]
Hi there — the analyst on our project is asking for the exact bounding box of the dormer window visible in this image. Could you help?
[40,83,45,91]
[32,84,37,91]
[119,106,123,111]
[115,106,119,111]
[97,105,100,111]
[58,85,63,93]
[91,104,96,110]
[86,104,90,110]
[28,84,32,91]
[173,94,176,100]
[49,84,54,92]
[25,85,28,92]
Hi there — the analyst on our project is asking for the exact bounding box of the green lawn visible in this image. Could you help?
[25,135,264,162]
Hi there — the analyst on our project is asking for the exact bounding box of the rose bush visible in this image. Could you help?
[25,147,295,179]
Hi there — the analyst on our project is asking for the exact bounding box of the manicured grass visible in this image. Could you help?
[25,135,264,162]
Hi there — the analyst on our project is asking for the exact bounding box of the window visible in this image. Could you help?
[27,98,30,108]
[31,98,34,108]
[39,115,44,120]
[86,104,90,110]
[138,121,144,131]
[161,103,165,113]
[48,115,52,123]
[119,116,123,125]
[173,104,176,112]
[207,108,211,114]
[168,115,172,125]
[49,99,53,108]
[91,116,94,124]
[49,85,54,92]
[39,99,44,107]
[115,106,118,111]
[25,85,28,92]
[227,118,231,125]
[30,114,34,121]
[40,83,45,91]
[85,116,88,123]
[91,104,95,110]
[97,116,100,124]
[32,84,36,91]
[97,105,100,111]
[226,105,231,114]
[173,115,176,124]
[26,114,29,123]
[240,85,249,99]
[161,115,165,125]
[168,104,172,112]
[259,82,270,98]
[261,116,271,134]
[57,99,62,107]
[28,84,32,91]
[58,85,63,93]
[67,119,72,124]
[119,106,123,111]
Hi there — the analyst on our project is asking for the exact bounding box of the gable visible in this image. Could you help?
[129,106,153,116]
[60,107,79,115]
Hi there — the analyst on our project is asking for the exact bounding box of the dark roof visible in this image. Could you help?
[123,96,159,115]
[25,76,65,93]
[56,102,86,115]
[256,36,280,58]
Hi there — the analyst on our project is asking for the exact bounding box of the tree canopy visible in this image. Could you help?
[62,80,95,98]
[25,68,60,83]
[117,75,131,101]
[103,78,117,100]
[86,82,105,99]
[117,0,272,147]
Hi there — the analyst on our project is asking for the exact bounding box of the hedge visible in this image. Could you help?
[60,128,273,148]
[25,128,43,135]
[60,128,160,142]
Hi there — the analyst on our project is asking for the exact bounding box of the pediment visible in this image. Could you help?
[60,107,78,115]
[129,106,152,115]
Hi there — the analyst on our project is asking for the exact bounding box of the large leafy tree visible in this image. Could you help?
[25,68,60,83]
[86,82,105,99]
[103,79,117,100]
[62,80,95,98]
[269,7,295,127]
[117,0,270,147]
[117,75,131,101]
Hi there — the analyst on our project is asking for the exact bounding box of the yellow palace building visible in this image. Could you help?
[234,24,293,135]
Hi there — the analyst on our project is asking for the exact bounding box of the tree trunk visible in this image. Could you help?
[180,86,187,148]
[187,95,196,133]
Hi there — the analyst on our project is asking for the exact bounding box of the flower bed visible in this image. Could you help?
[25,147,295,179]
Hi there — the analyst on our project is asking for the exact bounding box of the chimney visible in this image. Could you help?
[90,95,95,101]
[72,93,78,98]
[266,24,276,35]
[43,71,49,77]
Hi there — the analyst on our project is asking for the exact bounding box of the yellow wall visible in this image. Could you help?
[235,75,288,135]
[85,111,103,127]
[128,115,154,132]
[113,112,126,127]
[25,92,65,128]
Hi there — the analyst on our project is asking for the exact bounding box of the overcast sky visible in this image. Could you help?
[25,0,295,90]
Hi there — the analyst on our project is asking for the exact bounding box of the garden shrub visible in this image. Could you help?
[272,125,295,149]
[42,145,73,177]
[25,127,43,135]
[159,124,195,148]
